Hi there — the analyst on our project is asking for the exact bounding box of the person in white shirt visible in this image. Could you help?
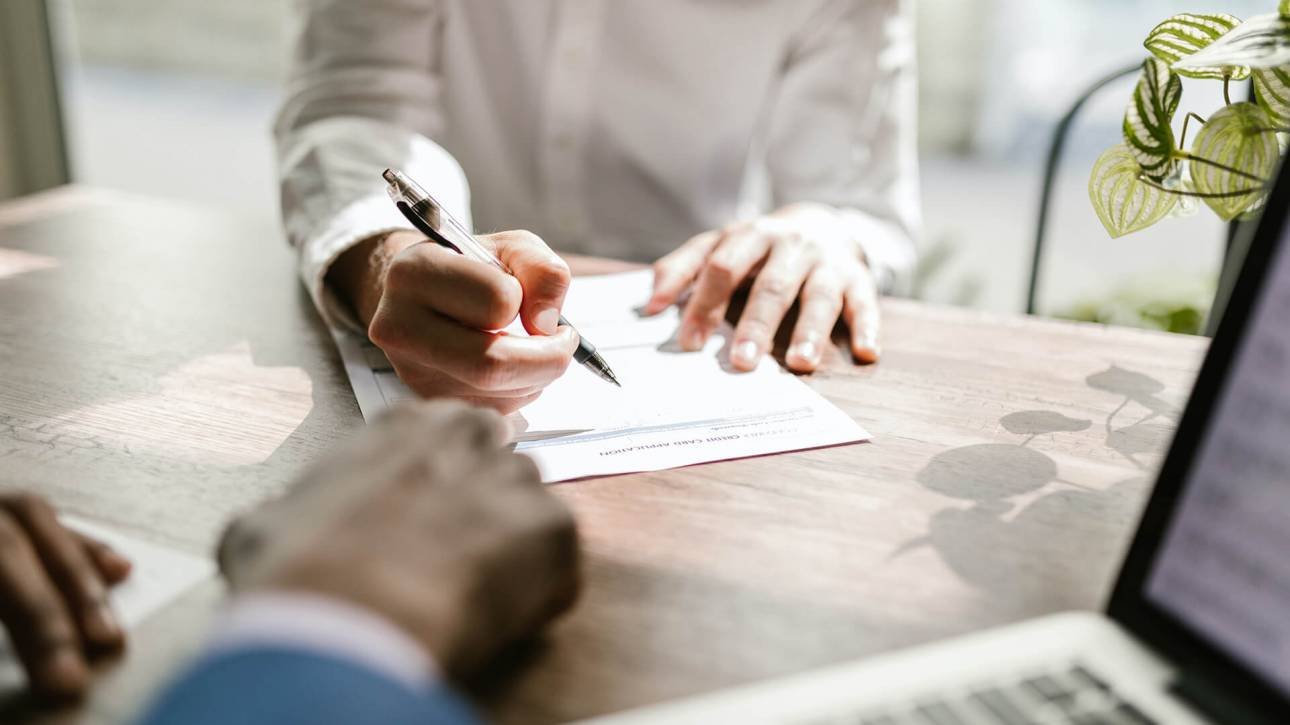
[278,0,919,413]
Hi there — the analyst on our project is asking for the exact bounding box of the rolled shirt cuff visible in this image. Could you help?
[208,590,439,694]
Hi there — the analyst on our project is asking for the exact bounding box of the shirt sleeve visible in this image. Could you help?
[208,591,440,691]
[764,0,921,294]
[275,0,471,331]
[134,591,474,725]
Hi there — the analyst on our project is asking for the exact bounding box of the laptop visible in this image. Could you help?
[582,164,1290,725]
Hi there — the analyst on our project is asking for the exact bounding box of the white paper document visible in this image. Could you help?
[334,270,870,482]
[0,517,214,694]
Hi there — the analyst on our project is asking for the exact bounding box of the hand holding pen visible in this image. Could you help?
[383,169,618,387]
[323,173,615,414]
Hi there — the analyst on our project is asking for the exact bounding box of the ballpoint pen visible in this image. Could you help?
[382,168,621,387]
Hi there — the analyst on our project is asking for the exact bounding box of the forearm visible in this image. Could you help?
[276,0,471,330]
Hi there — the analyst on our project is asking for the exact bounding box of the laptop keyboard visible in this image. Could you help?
[805,664,1158,725]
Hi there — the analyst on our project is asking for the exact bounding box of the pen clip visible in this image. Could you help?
[396,201,461,254]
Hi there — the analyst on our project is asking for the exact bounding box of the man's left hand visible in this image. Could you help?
[0,493,131,700]
[646,203,881,373]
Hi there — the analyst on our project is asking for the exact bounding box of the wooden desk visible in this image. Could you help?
[0,188,1208,723]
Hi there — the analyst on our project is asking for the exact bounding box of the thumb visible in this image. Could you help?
[486,230,572,335]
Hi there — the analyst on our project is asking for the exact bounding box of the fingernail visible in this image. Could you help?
[534,307,560,335]
[732,340,759,368]
[84,603,122,645]
[680,326,705,351]
[790,340,819,366]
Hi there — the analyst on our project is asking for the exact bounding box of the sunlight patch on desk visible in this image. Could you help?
[47,341,313,465]
[0,248,59,280]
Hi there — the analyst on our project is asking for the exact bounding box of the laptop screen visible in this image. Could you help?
[1143,221,1290,696]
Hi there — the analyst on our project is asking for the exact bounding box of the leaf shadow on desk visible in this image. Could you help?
[1085,365,1178,470]
[898,391,1164,607]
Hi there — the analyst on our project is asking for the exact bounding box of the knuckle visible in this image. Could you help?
[382,256,418,294]
[504,229,544,249]
[798,240,822,265]
[737,317,775,342]
[366,312,401,351]
[547,258,573,286]
[0,513,25,555]
[533,258,572,296]
[753,274,794,303]
[481,279,523,328]
[459,407,503,446]
[7,492,50,521]
[29,603,76,648]
[704,256,739,289]
[805,268,844,296]
[778,231,807,250]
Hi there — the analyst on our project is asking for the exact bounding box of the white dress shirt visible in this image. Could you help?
[275,0,920,329]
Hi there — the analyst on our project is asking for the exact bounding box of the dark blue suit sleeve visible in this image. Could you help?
[135,646,480,725]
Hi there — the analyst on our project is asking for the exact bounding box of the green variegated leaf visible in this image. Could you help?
[1089,144,1178,238]
[1173,13,1290,71]
[1190,103,1279,221]
[1253,65,1290,126]
[1123,58,1183,181]
[1282,0,1290,18]
[1145,13,1249,80]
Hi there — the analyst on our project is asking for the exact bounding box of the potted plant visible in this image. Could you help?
[1089,4,1290,237]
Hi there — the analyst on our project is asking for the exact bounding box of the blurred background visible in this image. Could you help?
[3,0,1278,328]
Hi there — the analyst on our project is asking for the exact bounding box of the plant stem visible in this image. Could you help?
[1224,75,1233,106]
[1138,176,1265,199]
[1179,112,1208,150]
[1177,151,1267,183]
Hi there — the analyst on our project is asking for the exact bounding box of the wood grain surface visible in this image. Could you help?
[0,188,1208,723]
